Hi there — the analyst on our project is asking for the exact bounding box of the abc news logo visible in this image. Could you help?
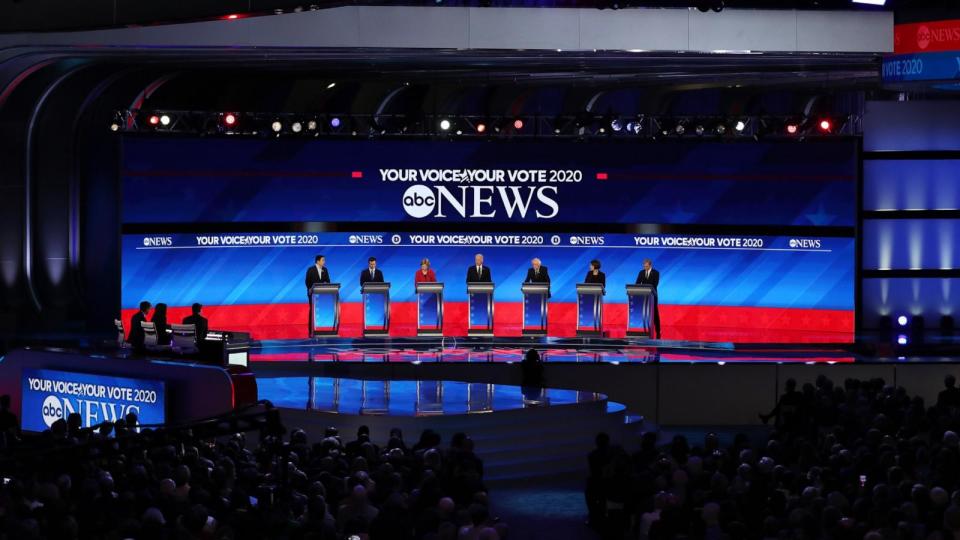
[789,238,822,249]
[142,236,173,247]
[401,185,559,219]
[41,395,63,428]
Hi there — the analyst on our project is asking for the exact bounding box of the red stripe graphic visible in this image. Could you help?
[121,303,854,344]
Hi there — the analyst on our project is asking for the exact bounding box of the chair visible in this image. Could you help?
[115,319,128,348]
[170,323,199,354]
[141,321,169,352]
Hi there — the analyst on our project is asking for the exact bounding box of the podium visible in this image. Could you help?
[576,283,605,337]
[416,282,444,337]
[626,284,655,338]
[521,283,549,336]
[362,282,391,337]
[467,282,495,336]
[310,283,341,337]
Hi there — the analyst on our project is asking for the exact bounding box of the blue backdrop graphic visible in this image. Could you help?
[122,232,854,310]
[21,368,166,432]
[121,138,856,227]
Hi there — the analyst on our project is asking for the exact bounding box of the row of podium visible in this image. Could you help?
[309,282,656,338]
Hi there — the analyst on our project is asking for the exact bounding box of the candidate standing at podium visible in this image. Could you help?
[584,259,606,293]
[466,253,492,283]
[635,258,661,339]
[524,258,551,297]
[305,255,331,335]
[415,258,437,283]
[360,256,385,285]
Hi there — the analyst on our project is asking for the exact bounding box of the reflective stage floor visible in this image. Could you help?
[251,336,860,364]
[257,377,606,416]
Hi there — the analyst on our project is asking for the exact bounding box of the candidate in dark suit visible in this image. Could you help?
[466,253,492,283]
[584,259,606,293]
[635,258,661,339]
[524,257,551,297]
[128,301,151,350]
[182,302,209,340]
[152,303,171,346]
[360,256,385,285]
[305,255,331,335]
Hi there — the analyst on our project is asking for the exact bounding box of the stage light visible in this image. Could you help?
[148,114,160,126]
[897,334,908,346]
[715,124,727,135]
[159,114,171,126]
[695,125,705,136]
[330,117,341,128]
[476,122,487,133]
[307,120,318,131]
[110,122,119,132]
[818,119,832,133]
[786,123,799,135]
[734,120,746,132]
[271,121,282,133]
[440,119,451,131]
[291,121,303,133]
[610,118,623,132]
[852,0,885,5]
[326,82,336,89]
[897,315,908,327]
[626,121,641,134]
[513,118,524,130]
[225,13,240,19]
[674,123,686,136]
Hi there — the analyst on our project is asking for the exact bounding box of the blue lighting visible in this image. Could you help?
[897,334,908,345]
[897,315,909,327]
[330,117,341,128]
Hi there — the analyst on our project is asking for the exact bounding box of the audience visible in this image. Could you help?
[588,376,960,539]
[0,400,500,539]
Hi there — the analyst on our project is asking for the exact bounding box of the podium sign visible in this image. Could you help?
[416,282,444,337]
[362,282,391,337]
[626,284,654,338]
[467,282,495,336]
[311,283,341,337]
[521,283,549,336]
[576,283,604,336]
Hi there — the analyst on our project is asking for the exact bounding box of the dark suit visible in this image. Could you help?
[466,265,492,283]
[359,268,384,286]
[182,314,209,340]
[584,270,606,293]
[305,264,330,336]
[152,314,170,345]
[129,311,148,350]
[635,268,661,338]
[305,265,331,295]
[524,266,550,297]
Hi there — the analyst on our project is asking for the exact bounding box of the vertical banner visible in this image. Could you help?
[313,292,338,331]
[523,292,547,329]
[469,291,492,329]
[363,290,388,330]
[418,291,440,329]
[578,293,599,330]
